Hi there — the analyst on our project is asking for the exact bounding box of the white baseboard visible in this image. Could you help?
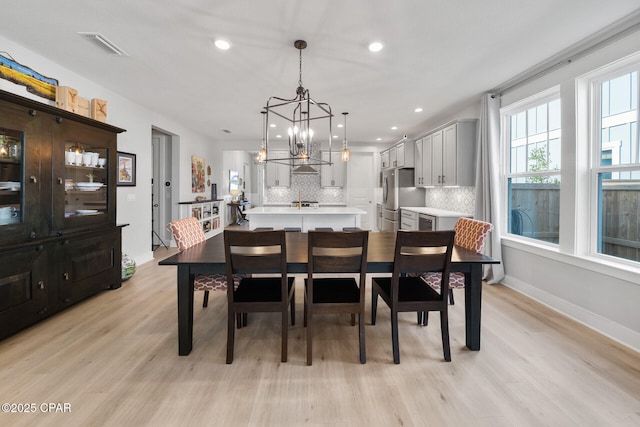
[501,274,640,353]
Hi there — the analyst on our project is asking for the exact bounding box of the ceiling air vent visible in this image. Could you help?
[78,32,129,56]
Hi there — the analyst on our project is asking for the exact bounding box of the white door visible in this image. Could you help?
[347,152,374,230]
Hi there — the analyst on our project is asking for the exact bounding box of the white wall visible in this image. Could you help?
[0,35,219,266]
[498,29,640,351]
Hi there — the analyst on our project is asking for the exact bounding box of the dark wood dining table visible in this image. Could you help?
[159,231,500,356]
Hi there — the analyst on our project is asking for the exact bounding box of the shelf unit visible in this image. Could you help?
[178,199,224,239]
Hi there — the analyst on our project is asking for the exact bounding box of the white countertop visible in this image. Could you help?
[246,206,366,215]
[400,207,472,218]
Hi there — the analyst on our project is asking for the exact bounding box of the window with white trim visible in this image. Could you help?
[590,67,640,263]
[503,93,561,243]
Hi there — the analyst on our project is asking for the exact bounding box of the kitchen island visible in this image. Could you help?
[244,206,366,232]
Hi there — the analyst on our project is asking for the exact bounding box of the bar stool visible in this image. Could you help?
[284,227,302,232]
[254,227,274,231]
[315,227,333,231]
[343,227,361,231]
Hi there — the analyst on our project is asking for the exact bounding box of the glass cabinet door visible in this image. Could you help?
[0,128,22,226]
[63,143,108,218]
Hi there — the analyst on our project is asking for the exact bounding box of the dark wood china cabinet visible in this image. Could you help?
[0,89,126,339]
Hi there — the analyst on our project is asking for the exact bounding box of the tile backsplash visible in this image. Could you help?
[424,186,475,214]
[265,174,345,204]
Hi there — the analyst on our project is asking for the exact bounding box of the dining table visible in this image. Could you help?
[159,231,500,356]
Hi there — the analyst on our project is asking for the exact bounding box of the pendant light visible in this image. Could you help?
[341,112,350,162]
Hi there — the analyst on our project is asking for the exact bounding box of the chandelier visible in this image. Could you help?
[258,40,348,172]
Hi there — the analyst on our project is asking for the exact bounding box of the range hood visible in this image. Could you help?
[291,164,319,174]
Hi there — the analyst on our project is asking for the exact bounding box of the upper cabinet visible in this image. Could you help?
[415,119,477,187]
[380,149,390,169]
[320,151,345,187]
[380,140,414,170]
[265,150,291,187]
[394,141,414,168]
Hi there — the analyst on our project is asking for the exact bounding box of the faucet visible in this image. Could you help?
[298,190,302,210]
[86,173,94,183]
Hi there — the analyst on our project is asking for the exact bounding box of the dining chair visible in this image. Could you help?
[167,217,247,312]
[422,217,493,306]
[304,230,369,365]
[371,230,455,363]
[224,229,295,364]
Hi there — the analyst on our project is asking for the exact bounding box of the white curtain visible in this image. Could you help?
[474,93,505,284]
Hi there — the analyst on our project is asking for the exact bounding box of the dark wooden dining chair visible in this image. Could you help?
[224,229,295,364]
[304,230,369,365]
[371,230,455,363]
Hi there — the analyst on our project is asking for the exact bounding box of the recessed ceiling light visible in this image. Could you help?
[270,123,276,128]
[414,107,423,113]
[391,126,398,130]
[337,124,343,128]
[276,134,282,138]
[368,41,384,52]
[376,137,382,141]
[214,39,231,50]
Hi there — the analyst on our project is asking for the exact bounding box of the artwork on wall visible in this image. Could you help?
[192,155,206,193]
[0,52,58,100]
[117,151,136,186]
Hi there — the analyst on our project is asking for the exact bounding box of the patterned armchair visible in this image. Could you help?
[167,217,246,307]
[421,217,493,305]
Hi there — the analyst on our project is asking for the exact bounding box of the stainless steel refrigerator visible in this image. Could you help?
[381,168,423,232]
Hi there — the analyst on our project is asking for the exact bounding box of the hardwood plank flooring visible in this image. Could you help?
[1,245,639,426]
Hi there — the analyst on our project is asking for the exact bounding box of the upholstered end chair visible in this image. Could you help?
[168,217,246,308]
[421,217,493,304]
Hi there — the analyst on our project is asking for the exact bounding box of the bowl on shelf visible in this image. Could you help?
[75,182,104,191]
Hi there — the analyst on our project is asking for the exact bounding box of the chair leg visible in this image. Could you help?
[236,313,242,329]
[351,313,356,326]
[449,289,455,305]
[303,296,308,327]
[371,289,378,325]
[242,313,248,326]
[290,288,296,326]
[281,310,288,363]
[306,309,313,366]
[417,311,423,325]
[391,310,400,364]
[226,309,235,364]
[359,311,366,364]
[440,311,451,362]
[423,311,429,326]
[203,290,209,308]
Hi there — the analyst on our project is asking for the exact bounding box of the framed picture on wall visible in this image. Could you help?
[192,155,206,193]
[117,151,136,186]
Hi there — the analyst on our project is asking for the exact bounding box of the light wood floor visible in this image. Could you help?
[1,246,640,426]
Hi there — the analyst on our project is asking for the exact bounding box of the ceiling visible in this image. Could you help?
[1,1,639,147]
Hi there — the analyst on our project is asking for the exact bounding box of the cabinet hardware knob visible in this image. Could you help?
[30,176,38,183]
[29,109,37,117]
[36,244,44,251]
[58,177,64,184]
[56,117,63,124]
[38,281,45,290]
[29,231,37,239]
[63,273,70,280]
[37,308,48,315]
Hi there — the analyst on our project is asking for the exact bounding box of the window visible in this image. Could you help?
[503,93,561,243]
[591,68,640,263]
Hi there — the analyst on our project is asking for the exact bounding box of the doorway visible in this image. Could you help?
[152,129,173,250]
[346,152,374,230]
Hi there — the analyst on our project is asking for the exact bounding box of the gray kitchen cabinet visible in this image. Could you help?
[320,151,345,187]
[265,150,291,187]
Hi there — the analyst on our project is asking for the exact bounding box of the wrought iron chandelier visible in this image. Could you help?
[258,40,348,172]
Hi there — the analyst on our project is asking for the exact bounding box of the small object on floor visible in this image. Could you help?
[122,254,136,281]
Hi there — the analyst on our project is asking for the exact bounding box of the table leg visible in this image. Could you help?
[177,265,194,355]
[464,264,483,351]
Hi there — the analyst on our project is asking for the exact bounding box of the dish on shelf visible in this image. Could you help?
[0,181,20,191]
[76,209,99,215]
[75,182,104,191]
